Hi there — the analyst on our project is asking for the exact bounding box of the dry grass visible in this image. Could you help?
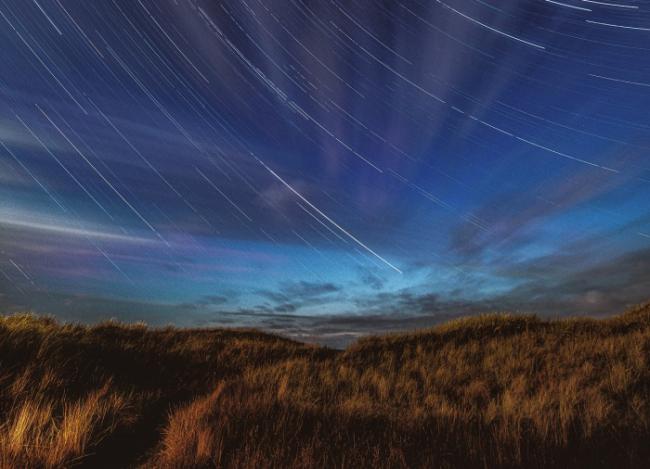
[0,384,127,468]
[1,303,650,468]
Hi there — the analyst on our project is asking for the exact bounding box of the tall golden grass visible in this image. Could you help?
[1,303,649,468]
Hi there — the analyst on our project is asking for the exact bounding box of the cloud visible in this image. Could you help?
[201,308,460,349]
[281,281,341,297]
[257,280,341,306]
[493,247,650,315]
[0,159,32,187]
[2,243,648,349]
[450,170,626,260]
[0,118,67,152]
[199,295,229,305]
[357,267,385,290]
[0,208,156,245]
[0,287,195,326]
[256,180,310,213]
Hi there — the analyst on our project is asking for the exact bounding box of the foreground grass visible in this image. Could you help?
[1,304,649,468]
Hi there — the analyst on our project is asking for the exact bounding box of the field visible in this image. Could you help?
[1,303,649,468]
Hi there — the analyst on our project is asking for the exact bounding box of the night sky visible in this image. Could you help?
[1,0,649,346]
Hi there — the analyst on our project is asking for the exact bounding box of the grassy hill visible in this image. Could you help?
[1,303,650,468]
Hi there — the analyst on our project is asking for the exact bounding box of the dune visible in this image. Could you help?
[1,303,649,468]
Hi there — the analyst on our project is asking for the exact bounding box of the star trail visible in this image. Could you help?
[1,0,649,346]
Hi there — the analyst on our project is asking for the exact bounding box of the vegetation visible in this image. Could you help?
[1,303,650,468]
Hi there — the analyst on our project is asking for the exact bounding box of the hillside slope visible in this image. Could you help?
[1,303,649,468]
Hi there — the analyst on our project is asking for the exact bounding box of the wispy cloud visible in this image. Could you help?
[0,212,155,244]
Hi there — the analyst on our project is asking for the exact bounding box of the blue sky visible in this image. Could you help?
[1,0,649,346]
